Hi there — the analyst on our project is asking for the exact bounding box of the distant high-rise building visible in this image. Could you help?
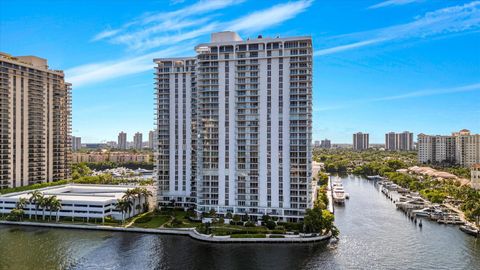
[106,141,117,148]
[0,52,72,188]
[418,129,480,167]
[72,136,82,151]
[320,139,331,149]
[154,31,313,221]
[314,140,320,147]
[134,132,143,150]
[118,132,127,150]
[385,131,414,151]
[353,132,369,150]
[148,130,156,149]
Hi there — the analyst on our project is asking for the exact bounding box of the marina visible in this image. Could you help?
[373,177,479,237]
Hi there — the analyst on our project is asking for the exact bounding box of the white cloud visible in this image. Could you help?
[66,45,192,87]
[315,1,480,56]
[315,83,480,111]
[92,0,312,52]
[227,0,313,32]
[73,0,313,87]
[368,0,421,9]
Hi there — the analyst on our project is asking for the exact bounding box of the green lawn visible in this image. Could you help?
[132,214,171,228]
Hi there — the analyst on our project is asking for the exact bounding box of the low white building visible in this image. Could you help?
[0,184,153,222]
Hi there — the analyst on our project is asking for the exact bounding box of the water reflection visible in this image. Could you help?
[1,175,478,270]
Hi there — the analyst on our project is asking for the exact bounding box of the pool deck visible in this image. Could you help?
[0,220,331,244]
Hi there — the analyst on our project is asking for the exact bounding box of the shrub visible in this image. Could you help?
[269,235,285,238]
[244,221,255,227]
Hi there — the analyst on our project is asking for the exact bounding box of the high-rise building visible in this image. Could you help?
[133,132,143,150]
[320,139,331,149]
[353,132,369,150]
[148,130,156,149]
[314,140,320,147]
[72,136,82,151]
[385,131,414,151]
[118,132,127,150]
[418,129,480,167]
[154,57,197,209]
[0,52,72,188]
[154,32,313,221]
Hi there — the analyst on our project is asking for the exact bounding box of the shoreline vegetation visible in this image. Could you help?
[313,149,480,225]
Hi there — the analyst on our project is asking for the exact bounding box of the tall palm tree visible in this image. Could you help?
[39,196,49,221]
[140,188,153,212]
[47,196,60,221]
[49,198,62,222]
[123,189,136,215]
[28,191,43,221]
[116,199,133,224]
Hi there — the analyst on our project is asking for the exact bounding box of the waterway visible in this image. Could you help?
[1,175,479,270]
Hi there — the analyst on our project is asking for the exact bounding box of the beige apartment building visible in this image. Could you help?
[418,129,480,167]
[0,52,71,189]
[72,152,150,163]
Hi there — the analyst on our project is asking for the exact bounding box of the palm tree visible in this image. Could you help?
[116,199,133,224]
[140,188,153,212]
[39,196,49,221]
[16,197,28,210]
[49,198,62,222]
[123,189,136,215]
[28,191,43,221]
[15,198,28,221]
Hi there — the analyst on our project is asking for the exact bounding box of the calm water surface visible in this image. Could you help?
[1,175,479,270]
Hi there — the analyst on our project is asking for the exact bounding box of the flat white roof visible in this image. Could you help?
[0,184,139,204]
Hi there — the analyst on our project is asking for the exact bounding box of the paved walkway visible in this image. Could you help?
[0,220,331,244]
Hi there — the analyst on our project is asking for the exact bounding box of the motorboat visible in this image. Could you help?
[412,207,443,217]
[459,224,479,237]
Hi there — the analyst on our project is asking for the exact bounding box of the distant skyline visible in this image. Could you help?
[1,0,479,143]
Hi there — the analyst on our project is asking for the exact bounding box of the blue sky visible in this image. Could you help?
[1,0,479,143]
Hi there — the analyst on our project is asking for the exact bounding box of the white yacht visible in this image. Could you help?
[332,180,347,204]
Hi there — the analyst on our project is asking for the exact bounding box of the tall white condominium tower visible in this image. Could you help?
[133,132,143,150]
[155,32,313,221]
[418,129,480,167]
[0,52,72,189]
[385,131,414,151]
[154,57,197,208]
[353,132,369,150]
[118,132,127,150]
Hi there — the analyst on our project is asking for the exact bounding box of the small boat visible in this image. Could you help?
[459,224,479,237]
[367,175,383,180]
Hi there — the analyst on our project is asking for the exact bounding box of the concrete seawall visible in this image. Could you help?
[0,221,331,244]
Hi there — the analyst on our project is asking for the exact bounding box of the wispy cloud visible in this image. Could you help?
[315,83,480,111]
[93,0,311,52]
[315,1,480,56]
[368,0,422,9]
[74,0,312,87]
[228,0,312,32]
[66,44,193,87]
